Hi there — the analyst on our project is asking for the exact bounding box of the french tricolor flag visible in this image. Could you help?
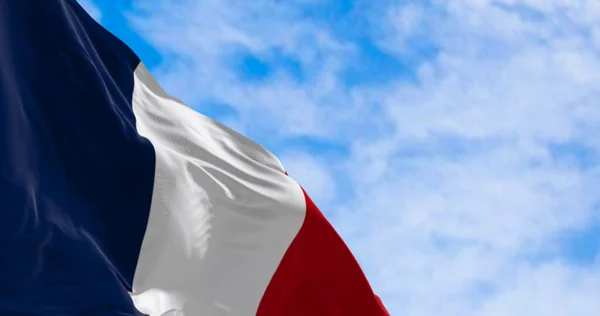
[0,1,389,315]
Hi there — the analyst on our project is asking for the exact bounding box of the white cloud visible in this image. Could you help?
[128,0,368,140]
[279,152,336,205]
[78,0,101,22]
[128,0,600,314]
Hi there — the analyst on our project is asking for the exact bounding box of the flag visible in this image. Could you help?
[0,0,389,315]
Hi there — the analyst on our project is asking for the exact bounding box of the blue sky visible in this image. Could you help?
[79,0,600,314]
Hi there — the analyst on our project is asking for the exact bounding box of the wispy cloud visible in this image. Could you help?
[126,0,600,314]
[78,0,102,22]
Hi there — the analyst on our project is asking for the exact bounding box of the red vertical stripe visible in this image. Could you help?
[257,188,389,315]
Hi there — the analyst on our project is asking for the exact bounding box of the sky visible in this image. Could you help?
[78,0,600,314]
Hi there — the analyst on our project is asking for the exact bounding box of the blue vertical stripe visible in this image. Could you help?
[1,0,155,314]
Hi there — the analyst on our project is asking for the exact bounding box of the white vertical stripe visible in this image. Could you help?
[130,63,306,316]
